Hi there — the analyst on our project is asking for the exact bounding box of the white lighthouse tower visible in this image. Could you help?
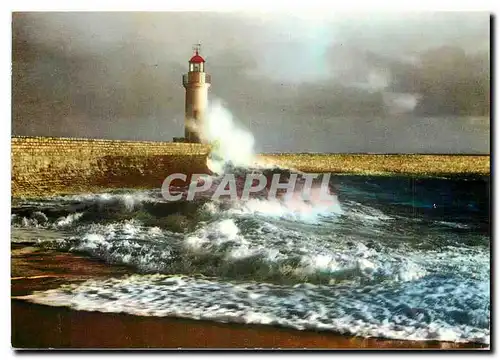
[182,44,211,143]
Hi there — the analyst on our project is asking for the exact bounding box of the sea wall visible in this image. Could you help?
[11,137,211,198]
[11,136,490,198]
[260,153,490,178]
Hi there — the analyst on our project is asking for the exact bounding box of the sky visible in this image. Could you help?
[12,12,490,153]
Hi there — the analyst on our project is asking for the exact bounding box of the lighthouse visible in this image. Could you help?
[182,44,211,143]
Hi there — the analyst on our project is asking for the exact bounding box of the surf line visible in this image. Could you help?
[11,275,60,281]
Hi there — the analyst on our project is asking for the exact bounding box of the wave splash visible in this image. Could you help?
[182,100,344,222]
[198,100,259,174]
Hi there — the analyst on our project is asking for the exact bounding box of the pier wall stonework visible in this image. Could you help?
[11,137,211,198]
[11,136,490,198]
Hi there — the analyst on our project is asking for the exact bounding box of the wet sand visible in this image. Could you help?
[11,301,488,349]
[11,245,489,350]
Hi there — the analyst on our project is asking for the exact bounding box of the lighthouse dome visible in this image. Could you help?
[189,53,205,63]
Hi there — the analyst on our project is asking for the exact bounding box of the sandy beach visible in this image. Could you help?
[11,300,488,349]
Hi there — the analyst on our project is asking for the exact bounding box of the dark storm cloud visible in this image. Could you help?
[12,12,490,153]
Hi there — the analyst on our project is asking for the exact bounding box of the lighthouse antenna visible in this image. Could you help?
[193,43,201,55]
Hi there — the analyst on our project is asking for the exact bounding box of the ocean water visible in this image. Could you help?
[12,173,490,344]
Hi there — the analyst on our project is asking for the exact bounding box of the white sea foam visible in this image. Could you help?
[20,273,490,344]
[15,211,49,228]
[436,221,470,229]
[12,211,84,230]
[11,188,487,286]
[53,213,84,228]
[53,220,182,272]
[55,191,160,210]
[185,218,243,251]
[13,202,484,286]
